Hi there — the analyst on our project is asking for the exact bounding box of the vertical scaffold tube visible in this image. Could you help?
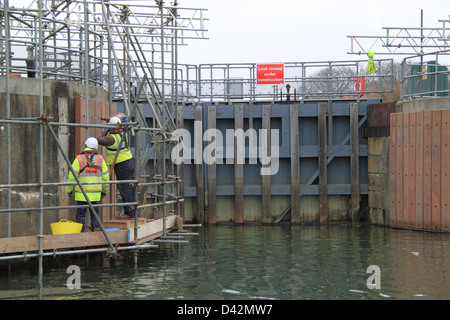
[37,0,44,281]
[46,123,117,255]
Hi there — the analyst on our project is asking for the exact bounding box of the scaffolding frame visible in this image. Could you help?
[0,1,399,285]
[0,0,207,280]
[347,11,450,56]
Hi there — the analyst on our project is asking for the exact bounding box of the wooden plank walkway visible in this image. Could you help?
[0,214,182,255]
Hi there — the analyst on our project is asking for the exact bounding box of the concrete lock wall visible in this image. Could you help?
[0,77,109,237]
[367,102,395,226]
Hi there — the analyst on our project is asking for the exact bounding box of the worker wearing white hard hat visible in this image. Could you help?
[97,113,136,219]
[108,116,121,125]
[65,137,109,231]
[84,137,99,149]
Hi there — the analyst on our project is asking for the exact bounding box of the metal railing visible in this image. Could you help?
[400,50,450,100]
[187,59,394,102]
[1,2,394,104]
[122,58,395,104]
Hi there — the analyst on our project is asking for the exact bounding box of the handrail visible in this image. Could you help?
[400,49,450,100]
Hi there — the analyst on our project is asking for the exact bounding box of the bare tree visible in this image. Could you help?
[300,61,401,102]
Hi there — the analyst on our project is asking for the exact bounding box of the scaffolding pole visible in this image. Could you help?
[0,115,185,267]
[0,0,207,281]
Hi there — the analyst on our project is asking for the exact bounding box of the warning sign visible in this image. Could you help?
[256,64,284,85]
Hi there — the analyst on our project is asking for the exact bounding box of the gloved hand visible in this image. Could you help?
[101,192,107,199]
[68,192,73,198]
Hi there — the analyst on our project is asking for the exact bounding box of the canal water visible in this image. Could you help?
[1,224,450,300]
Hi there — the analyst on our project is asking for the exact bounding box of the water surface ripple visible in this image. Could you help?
[1,225,450,300]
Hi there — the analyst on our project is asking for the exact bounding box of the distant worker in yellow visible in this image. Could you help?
[66,137,109,232]
[97,114,136,219]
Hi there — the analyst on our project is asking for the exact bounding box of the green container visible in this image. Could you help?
[410,60,448,97]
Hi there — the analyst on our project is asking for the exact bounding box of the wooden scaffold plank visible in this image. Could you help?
[0,215,180,255]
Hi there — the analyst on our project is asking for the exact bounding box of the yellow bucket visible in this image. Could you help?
[51,219,83,235]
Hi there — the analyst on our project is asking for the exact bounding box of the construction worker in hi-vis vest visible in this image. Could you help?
[66,137,109,232]
[97,115,136,219]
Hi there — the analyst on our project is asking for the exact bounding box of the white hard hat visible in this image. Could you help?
[85,137,98,149]
[108,116,121,125]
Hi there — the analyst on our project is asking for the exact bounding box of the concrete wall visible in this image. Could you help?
[396,96,450,113]
[368,136,391,225]
[0,77,109,237]
[367,102,395,226]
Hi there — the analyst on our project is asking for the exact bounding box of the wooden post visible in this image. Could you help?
[389,113,397,227]
[57,97,70,220]
[407,112,417,229]
[234,105,244,224]
[402,112,410,229]
[441,110,450,232]
[290,104,300,224]
[262,104,272,224]
[194,106,205,224]
[318,103,328,224]
[350,102,360,223]
[74,97,86,155]
[423,111,432,230]
[395,113,404,228]
[177,105,185,220]
[207,105,217,224]
[431,110,442,231]
[415,111,424,230]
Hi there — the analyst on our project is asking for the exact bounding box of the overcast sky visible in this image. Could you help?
[177,0,449,65]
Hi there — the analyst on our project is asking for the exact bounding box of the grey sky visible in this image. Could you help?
[178,0,450,64]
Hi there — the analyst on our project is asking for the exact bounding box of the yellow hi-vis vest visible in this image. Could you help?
[105,131,133,166]
[65,149,109,202]
[366,51,376,74]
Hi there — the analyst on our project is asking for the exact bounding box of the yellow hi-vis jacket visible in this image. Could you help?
[366,51,376,74]
[105,131,133,166]
[65,148,109,202]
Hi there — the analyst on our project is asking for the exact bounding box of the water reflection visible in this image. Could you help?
[0,224,450,299]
